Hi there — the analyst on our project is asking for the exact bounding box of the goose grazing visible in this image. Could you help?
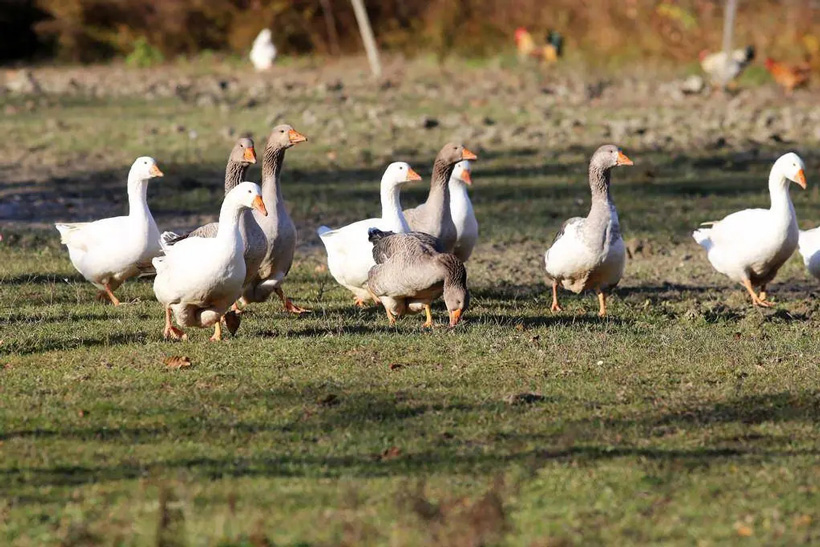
[250,29,277,71]
[693,153,807,307]
[449,160,478,262]
[153,182,268,341]
[55,157,164,305]
[240,124,309,312]
[317,162,422,306]
[367,228,469,328]
[544,145,633,317]
[403,143,478,253]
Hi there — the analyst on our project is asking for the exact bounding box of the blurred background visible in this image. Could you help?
[1,0,818,66]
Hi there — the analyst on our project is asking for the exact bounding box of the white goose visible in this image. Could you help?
[449,160,478,262]
[250,29,277,71]
[317,162,421,305]
[798,226,820,281]
[693,152,807,306]
[153,182,268,341]
[55,157,163,305]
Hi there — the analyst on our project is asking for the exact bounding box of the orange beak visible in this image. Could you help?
[288,129,307,144]
[150,164,164,177]
[460,169,472,185]
[244,147,257,163]
[406,167,422,182]
[795,169,807,189]
[449,308,463,327]
[616,151,633,166]
[461,147,478,161]
[252,195,268,216]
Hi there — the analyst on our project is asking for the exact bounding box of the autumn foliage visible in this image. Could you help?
[24,0,820,63]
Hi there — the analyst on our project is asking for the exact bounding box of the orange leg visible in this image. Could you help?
[163,307,186,340]
[597,290,607,317]
[422,304,434,328]
[742,279,772,307]
[210,321,223,342]
[550,280,563,312]
[275,287,310,314]
[100,283,120,306]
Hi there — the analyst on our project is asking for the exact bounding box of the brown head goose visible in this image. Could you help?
[240,124,309,312]
[366,228,469,328]
[544,144,633,317]
[403,143,477,253]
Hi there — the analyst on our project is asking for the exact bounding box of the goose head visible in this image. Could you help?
[228,182,268,216]
[268,124,307,150]
[382,162,422,189]
[129,156,163,181]
[441,255,469,327]
[231,137,256,165]
[451,161,473,186]
[773,152,807,189]
[591,144,633,171]
[437,143,478,168]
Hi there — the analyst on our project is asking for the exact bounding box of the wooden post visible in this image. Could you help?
[721,0,738,61]
[319,0,340,56]
[350,0,382,78]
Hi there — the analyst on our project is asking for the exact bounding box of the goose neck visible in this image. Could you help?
[380,181,409,232]
[225,160,249,194]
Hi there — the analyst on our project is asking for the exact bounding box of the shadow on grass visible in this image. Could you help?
[4,390,816,489]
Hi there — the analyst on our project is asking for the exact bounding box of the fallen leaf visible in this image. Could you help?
[314,264,328,273]
[735,524,753,537]
[389,363,405,371]
[378,446,402,461]
[77,409,88,417]
[794,514,812,527]
[165,356,192,369]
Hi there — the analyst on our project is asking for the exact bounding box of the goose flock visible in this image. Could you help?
[55,124,814,340]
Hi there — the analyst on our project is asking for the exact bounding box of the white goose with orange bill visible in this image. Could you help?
[153,182,268,341]
[317,162,422,305]
[55,156,164,306]
[693,152,807,307]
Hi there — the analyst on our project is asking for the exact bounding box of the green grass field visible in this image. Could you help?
[2,60,820,545]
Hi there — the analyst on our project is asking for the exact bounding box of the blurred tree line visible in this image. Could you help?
[0,0,817,63]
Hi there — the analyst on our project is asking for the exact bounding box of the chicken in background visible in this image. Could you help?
[250,28,277,72]
[699,45,755,88]
[514,27,563,64]
[764,57,811,94]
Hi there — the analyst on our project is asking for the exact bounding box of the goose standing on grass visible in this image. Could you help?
[798,226,820,281]
[544,145,633,317]
[55,157,164,305]
[153,182,268,341]
[403,143,478,253]
[317,162,422,306]
[250,29,277,72]
[449,160,478,262]
[367,228,469,328]
[693,153,807,306]
[160,138,258,333]
[241,124,309,312]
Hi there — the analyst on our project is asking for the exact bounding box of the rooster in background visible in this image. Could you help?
[515,28,564,64]
[699,45,755,88]
[764,58,811,94]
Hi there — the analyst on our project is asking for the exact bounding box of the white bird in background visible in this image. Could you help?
[250,29,277,71]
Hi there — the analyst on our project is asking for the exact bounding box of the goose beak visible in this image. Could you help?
[616,151,633,166]
[795,169,807,189]
[461,147,478,161]
[288,129,308,144]
[460,169,473,185]
[150,164,164,177]
[406,168,422,182]
[244,147,257,163]
[449,308,463,327]
[252,195,268,216]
